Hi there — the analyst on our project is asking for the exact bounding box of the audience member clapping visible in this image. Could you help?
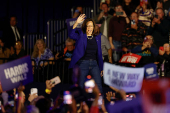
[32,39,54,67]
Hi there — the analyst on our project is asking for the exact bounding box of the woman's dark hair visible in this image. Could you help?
[146,0,152,9]
[81,18,97,36]
[122,0,133,7]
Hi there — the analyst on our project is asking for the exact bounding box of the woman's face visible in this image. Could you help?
[86,21,94,36]
[0,40,4,47]
[36,40,44,50]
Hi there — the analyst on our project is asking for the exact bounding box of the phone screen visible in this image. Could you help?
[131,20,136,25]
[63,91,72,104]
[31,88,38,95]
[116,12,123,16]
[50,76,61,85]
[84,79,95,93]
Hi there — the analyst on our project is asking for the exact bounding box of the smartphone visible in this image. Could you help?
[131,20,136,25]
[98,96,103,106]
[15,93,18,100]
[63,91,72,104]
[31,88,38,95]
[50,76,61,85]
[126,95,134,101]
[116,12,123,16]
[154,15,158,19]
[84,79,95,93]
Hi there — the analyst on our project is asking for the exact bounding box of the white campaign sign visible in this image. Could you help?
[103,63,144,92]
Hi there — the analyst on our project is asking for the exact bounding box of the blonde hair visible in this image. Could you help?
[32,39,46,58]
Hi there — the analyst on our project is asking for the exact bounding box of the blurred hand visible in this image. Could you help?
[46,80,55,91]
[55,53,60,60]
[81,101,89,113]
[142,42,148,50]
[28,93,38,102]
[76,14,86,24]
[118,89,126,101]
[64,58,71,61]
[109,59,113,64]
[106,91,115,102]
[153,17,161,24]
[98,11,104,21]
[120,11,127,18]
[101,71,103,77]
[122,47,128,52]
[159,50,165,55]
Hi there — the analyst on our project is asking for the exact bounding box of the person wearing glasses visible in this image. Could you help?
[68,14,103,94]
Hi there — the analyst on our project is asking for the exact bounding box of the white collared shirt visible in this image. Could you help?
[11,26,20,41]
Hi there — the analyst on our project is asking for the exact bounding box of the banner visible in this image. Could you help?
[0,56,33,91]
[144,63,158,79]
[119,53,142,64]
[103,63,144,92]
[66,18,83,33]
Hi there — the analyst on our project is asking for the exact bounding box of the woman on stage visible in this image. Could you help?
[68,14,103,94]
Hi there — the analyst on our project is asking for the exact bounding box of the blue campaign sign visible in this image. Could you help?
[0,56,33,91]
[144,63,158,79]
[106,96,143,113]
[66,18,83,34]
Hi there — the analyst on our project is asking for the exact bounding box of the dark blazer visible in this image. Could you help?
[2,26,23,48]
[68,28,103,71]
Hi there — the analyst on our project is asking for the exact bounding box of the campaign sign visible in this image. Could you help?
[144,63,158,79]
[103,63,144,92]
[66,18,83,33]
[0,56,33,91]
[119,53,142,64]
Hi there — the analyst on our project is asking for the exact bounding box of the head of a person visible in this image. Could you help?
[124,0,132,5]
[94,25,100,35]
[35,39,46,51]
[35,98,51,113]
[156,8,164,19]
[0,39,4,47]
[142,0,152,9]
[65,38,75,51]
[115,4,123,13]
[76,6,83,14]
[130,12,139,23]
[143,35,154,45]
[157,0,163,8]
[10,16,17,27]
[15,41,22,50]
[163,43,169,52]
[101,3,109,14]
[82,18,96,36]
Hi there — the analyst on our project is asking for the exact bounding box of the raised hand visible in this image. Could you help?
[76,14,86,24]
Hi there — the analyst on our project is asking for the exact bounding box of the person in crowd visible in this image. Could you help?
[68,14,103,94]
[95,25,112,63]
[9,40,26,60]
[108,3,129,62]
[122,0,136,17]
[156,43,170,78]
[55,38,75,62]
[121,12,147,52]
[2,16,23,49]
[148,8,170,47]
[131,35,158,66]
[0,38,11,64]
[72,6,83,18]
[155,0,169,17]
[32,39,54,67]
[100,0,115,15]
[93,3,112,38]
[135,0,153,27]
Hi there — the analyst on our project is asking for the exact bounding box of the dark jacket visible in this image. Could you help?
[131,45,158,66]
[121,22,147,50]
[148,18,170,47]
[2,26,23,48]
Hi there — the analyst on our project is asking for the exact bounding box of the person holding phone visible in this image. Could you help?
[68,14,103,94]
[148,8,170,48]
[108,4,129,62]
[135,0,153,27]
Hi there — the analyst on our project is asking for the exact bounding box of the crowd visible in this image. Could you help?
[0,0,170,113]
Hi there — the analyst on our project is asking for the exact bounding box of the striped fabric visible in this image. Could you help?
[136,8,154,27]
